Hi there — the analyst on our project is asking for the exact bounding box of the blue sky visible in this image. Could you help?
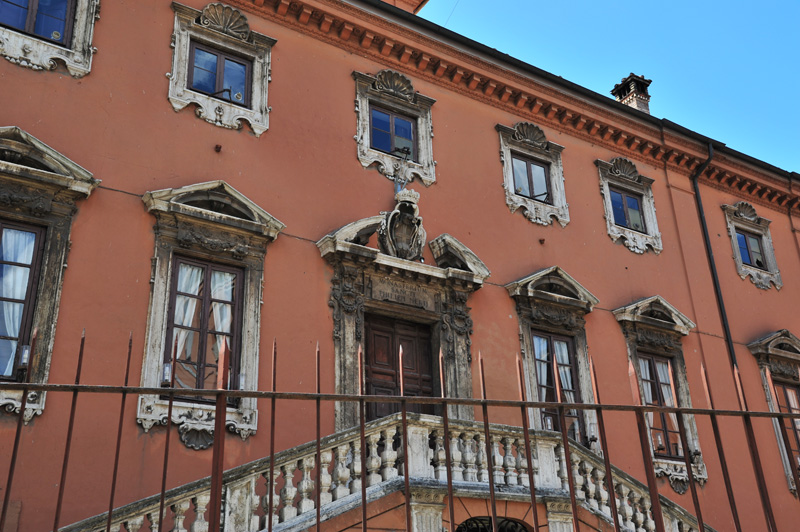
[417,1,800,173]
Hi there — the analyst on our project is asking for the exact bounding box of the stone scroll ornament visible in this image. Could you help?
[378,188,426,261]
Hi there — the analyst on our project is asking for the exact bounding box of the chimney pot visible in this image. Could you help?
[612,73,652,114]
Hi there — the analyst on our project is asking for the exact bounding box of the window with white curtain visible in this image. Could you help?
[532,331,583,442]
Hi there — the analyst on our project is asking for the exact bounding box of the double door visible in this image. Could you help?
[364,314,434,421]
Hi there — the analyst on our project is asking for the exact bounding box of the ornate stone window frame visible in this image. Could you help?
[354,70,436,187]
[596,157,662,254]
[317,191,488,430]
[722,201,782,290]
[0,126,99,421]
[505,266,599,447]
[748,329,800,493]
[0,0,99,77]
[139,181,284,450]
[168,3,276,136]
[613,295,707,494]
[496,122,568,227]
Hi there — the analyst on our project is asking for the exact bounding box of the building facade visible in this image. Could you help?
[1,0,799,531]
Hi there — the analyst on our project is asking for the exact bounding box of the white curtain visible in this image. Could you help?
[210,271,234,388]
[533,335,549,392]
[787,388,800,463]
[639,359,655,426]
[0,229,35,377]
[554,341,575,403]
[171,264,203,387]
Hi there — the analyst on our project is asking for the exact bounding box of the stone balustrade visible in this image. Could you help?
[62,413,707,532]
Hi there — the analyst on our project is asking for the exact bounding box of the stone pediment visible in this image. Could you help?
[613,295,695,336]
[0,126,98,197]
[143,180,285,240]
[748,329,800,363]
[505,266,599,313]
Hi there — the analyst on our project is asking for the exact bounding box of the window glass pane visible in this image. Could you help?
[626,195,644,232]
[371,109,391,133]
[394,117,413,140]
[223,58,247,103]
[371,129,392,153]
[0,265,30,300]
[175,359,199,389]
[512,157,530,197]
[530,163,548,202]
[33,0,66,17]
[177,263,203,296]
[191,67,216,95]
[747,235,765,268]
[0,338,18,377]
[210,271,235,302]
[193,48,217,71]
[174,295,201,328]
[208,302,232,334]
[0,1,29,31]
[394,135,413,155]
[172,330,199,388]
[1,228,36,265]
[554,340,575,402]
[736,232,751,265]
[33,13,67,42]
[610,189,627,227]
[0,301,23,337]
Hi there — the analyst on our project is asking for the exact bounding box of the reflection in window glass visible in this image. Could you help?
[369,106,416,161]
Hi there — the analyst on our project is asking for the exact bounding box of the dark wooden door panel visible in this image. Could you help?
[365,314,434,420]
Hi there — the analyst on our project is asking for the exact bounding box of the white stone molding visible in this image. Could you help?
[748,329,800,493]
[353,70,437,186]
[0,0,99,77]
[614,296,707,493]
[139,181,285,449]
[410,491,445,532]
[428,233,490,279]
[505,267,599,442]
[168,3,277,136]
[596,157,662,254]
[722,201,782,290]
[0,127,99,421]
[496,122,568,227]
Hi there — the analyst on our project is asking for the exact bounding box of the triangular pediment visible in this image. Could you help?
[748,329,800,362]
[429,234,490,279]
[505,266,599,312]
[143,181,285,239]
[0,126,98,196]
[613,295,695,336]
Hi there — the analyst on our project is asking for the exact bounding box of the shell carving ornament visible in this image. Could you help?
[373,70,415,101]
[733,201,758,221]
[200,3,250,40]
[512,122,547,148]
[609,157,639,180]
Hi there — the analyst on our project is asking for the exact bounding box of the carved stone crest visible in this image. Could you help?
[199,3,250,41]
[378,189,426,261]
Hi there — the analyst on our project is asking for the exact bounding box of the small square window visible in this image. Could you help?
[0,0,75,45]
[369,106,417,162]
[188,42,251,107]
[511,154,551,203]
[722,201,782,290]
[609,187,646,233]
[736,229,766,270]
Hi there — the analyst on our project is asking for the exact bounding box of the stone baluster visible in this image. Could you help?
[491,437,505,485]
[631,491,644,532]
[332,444,351,500]
[557,445,569,491]
[449,431,464,481]
[641,496,656,532]
[146,510,160,532]
[615,484,633,531]
[279,462,298,522]
[502,437,518,486]
[514,438,529,488]
[124,517,145,532]
[432,431,447,481]
[297,456,316,515]
[593,467,610,516]
[261,470,280,529]
[570,454,585,501]
[350,440,363,494]
[475,433,490,483]
[380,426,398,480]
[461,433,478,482]
[582,461,597,510]
[366,432,383,486]
[319,449,333,506]
[190,493,210,532]
[171,499,190,532]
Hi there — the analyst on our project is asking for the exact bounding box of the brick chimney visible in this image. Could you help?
[380,0,429,14]
[612,73,652,114]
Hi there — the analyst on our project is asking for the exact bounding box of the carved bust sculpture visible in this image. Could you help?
[379,188,426,261]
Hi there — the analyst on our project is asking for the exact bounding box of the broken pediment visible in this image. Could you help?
[143,180,285,240]
[505,266,599,314]
[0,126,98,197]
[613,295,695,336]
[748,330,800,363]
[429,234,490,278]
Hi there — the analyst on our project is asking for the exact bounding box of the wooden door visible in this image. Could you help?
[364,314,434,421]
